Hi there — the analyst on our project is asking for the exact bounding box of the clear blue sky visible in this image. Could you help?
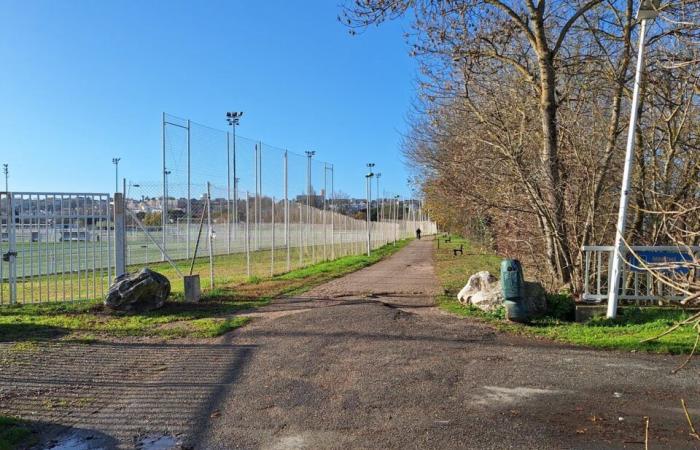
[0,0,417,198]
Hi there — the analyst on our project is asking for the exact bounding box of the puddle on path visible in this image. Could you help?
[45,432,180,450]
[135,434,181,450]
[45,434,97,450]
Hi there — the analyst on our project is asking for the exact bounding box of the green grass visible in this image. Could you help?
[0,416,36,450]
[434,236,699,354]
[0,239,411,341]
[1,241,383,304]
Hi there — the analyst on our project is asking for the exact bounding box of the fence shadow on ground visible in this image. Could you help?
[0,323,68,342]
[0,339,256,447]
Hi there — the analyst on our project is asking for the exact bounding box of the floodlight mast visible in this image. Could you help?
[366,163,375,256]
[112,158,121,193]
[606,0,660,319]
[2,164,8,193]
[375,173,382,222]
[226,112,243,235]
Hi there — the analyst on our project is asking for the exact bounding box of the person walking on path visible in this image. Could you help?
[415,228,421,240]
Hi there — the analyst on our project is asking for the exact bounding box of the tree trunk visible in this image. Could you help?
[537,48,572,286]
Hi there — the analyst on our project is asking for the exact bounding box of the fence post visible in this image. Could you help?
[246,192,250,278]
[330,164,335,260]
[187,119,191,260]
[254,144,259,251]
[323,164,327,261]
[114,192,126,278]
[298,203,303,266]
[258,141,262,251]
[271,196,275,277]
[206,182,214,289]
[284,151,290,272]
[161,112,167,262]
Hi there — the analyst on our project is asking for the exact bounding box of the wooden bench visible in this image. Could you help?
[453,244,464,256]
[444,235,452,243]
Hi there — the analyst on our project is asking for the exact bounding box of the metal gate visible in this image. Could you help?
[0,192,113,305]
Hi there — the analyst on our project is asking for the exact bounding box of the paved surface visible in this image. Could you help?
[1,239,700,449]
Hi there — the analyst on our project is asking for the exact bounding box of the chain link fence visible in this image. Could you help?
[123,113,436,290]
[0,114,436,304]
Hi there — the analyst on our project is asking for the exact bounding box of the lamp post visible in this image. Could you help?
[226,112,243,244]
[375,173,382,223]
[607,0,660,319]
[394,195,400,244]
[2,164,7,193]
[366,163,375,256]
[305,150,316,260]
[112,158,121,193]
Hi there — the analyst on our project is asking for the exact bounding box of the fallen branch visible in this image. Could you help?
[681,399,700,441]
[644,416,650,450]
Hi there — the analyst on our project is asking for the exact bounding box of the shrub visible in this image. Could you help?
[545,294,575,321]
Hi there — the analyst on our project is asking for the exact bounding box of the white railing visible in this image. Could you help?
[582,245,700,305]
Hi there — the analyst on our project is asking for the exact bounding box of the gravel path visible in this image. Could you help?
[1,239,699,449]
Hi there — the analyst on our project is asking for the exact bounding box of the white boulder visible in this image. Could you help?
[457,271,504,312]
[456,271,548,315]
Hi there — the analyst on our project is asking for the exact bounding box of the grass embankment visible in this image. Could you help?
[0,240,411,341]
[435,236,697,354]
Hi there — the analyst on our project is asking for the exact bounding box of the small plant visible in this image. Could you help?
[247,275,263,284]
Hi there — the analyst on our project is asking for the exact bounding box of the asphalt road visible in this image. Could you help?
[1,238,699,449]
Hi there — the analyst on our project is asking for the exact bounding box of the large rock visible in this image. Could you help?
[457,271,547,315]
[105,268,170,312]
[457,271,504,311]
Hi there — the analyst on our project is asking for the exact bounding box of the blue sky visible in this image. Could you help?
[0,0,417,198]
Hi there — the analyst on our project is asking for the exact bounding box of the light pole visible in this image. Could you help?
[226,112,243,244]
[305,151,316,205]
[394,195,400,244]
[112,158,121,193]
[375,173,382,222]
[366,163,375,256]
[2,164,7,192]
[305,150,316,260]
[607,0,660,319]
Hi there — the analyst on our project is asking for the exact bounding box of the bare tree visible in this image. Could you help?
[343,0,700,292]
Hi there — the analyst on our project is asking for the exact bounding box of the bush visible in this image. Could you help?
[545,294,575,321]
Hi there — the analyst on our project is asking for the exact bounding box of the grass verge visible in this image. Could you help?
[435,236,697,354]
[0,239,411,341]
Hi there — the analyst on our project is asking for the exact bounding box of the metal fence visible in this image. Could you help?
[581,245,700,305]
[124,181,435,284]
[0,192,114,304]
[0,113,437,305]
[123,113,437,284]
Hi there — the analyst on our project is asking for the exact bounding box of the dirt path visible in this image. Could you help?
[2,239,699,449]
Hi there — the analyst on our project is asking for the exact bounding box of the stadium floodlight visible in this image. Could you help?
[607,0,661,319]
[225,111,243,126]
[225,111,243,232]
[111,158,121,193]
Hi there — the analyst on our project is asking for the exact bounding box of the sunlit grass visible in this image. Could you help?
[434,235,698,354]
[0,240,410,341]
